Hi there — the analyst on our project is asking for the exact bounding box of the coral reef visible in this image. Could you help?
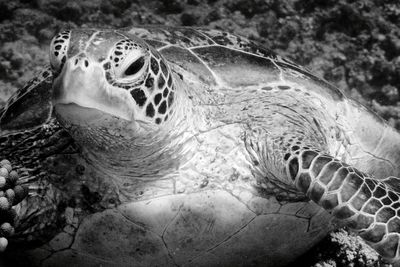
[0,159,27,252]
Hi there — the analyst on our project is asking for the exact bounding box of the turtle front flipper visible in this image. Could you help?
[0,66,53,134]
[285,147,400,262]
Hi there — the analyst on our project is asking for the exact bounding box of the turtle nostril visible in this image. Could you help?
[84,60,89,67]
[74,59,79,65]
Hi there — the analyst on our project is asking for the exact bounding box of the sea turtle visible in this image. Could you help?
[1,26,400,267]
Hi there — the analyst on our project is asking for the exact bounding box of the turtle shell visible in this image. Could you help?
[128,26,344,98]
[128,26,400,178]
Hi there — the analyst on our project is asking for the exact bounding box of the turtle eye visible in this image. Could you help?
[109,39,149,83]
[124,57,145,76]
[50,30,71,75]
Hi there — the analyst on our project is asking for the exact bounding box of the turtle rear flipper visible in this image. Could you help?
[0,66,53,134]
[285,147,400,262]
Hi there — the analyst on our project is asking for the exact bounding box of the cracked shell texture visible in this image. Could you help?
[33,191,332,267]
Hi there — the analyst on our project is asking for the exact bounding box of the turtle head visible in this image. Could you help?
[50,29,180,150]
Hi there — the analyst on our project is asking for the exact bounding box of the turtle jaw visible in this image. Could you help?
[52,56,136,123]
[54,103,131,127]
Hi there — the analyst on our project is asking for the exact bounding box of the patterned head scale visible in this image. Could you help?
[102,37,175,125]
[49,29,176,126]
[49,30,71,76]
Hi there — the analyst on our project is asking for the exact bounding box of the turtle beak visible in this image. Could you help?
[52,55,135,122]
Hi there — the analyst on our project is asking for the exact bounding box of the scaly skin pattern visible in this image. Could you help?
[238,81,400,262]
[286,148,400,259]
[0,66,53,133]
[2,26,400,266]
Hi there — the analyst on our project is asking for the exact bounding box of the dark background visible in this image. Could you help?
[0,0,399,266]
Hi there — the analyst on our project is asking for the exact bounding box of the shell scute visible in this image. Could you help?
[70,209,173,265]
[192,46,278,87]
[159,45,217,85]
[197,28,275,59]
[128,26,214,48]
